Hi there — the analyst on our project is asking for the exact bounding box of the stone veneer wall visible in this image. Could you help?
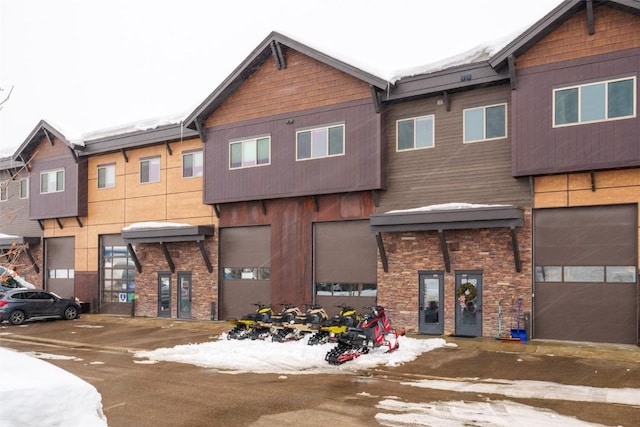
[132,238,218,320]
[377,209,532,337]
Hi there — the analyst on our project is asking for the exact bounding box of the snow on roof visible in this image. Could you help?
[81,112,188,142]
[42,117,85,145]
[122,221,193,232]
[386,202,510,214]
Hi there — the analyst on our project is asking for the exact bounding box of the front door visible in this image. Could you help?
[418,271,444,335]
[158,273,171,318]
[177,272,192,319]
[455,271,482,337]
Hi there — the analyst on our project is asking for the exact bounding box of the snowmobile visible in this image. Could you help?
[324,305,404,365]
[307,303,361,346]
[226,302,274,340]
[271,303,329,342]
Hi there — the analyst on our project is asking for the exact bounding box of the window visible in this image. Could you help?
[140,157,160,183]
[535,265,636,283]
[40,169,64,193]
[397,115,434,151]
[554,77,636,126]
[314,282,377,297]
[296,124,344,160]
[19,178,29,199]
[464,104,507,143]
[230,136,270,169]
[0,183,6,202]
[223,267,271,280]
[183,150,203,178]
[97,163,116,189]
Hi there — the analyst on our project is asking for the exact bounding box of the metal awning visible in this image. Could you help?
[122,225,215,274]
[370,205,524,273]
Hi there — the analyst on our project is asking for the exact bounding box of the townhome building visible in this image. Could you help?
[12,119,218,318]
[490,0,640,344]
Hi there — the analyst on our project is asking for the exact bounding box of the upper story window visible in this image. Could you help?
[296,124,344,160]
[464,103,507,143]
[19,178,29,199]
[397,115,434,151]
[554,76,636,127]
[183,150,203,177]
[0,183,7,202]
[40,169,64,194]
[140,157,160,183]
[230,136,270,169]
[97,163,116,189]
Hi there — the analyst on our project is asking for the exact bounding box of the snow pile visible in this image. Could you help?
[0,347,108,427]
[135,334,448,374]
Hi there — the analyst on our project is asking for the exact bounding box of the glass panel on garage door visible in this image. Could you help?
[313,220,377,317]
[534,204,637,344]
[100,235,136,315]
[219,226,271,320]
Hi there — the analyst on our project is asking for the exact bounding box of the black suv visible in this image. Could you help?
[0,289,81,325]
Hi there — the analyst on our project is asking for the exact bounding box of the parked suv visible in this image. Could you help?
[0,289,81,325]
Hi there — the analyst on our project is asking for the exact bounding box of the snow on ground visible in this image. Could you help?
[0,347,108,427]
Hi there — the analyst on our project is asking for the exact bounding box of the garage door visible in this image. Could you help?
[314,220,377,317]
[45,237,75,298]
[534,204,638,344]
[219,226,271,320]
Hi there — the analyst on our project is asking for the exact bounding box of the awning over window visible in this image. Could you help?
[370,204,524,273]
[0,235,41,273]
[121,223,215,274]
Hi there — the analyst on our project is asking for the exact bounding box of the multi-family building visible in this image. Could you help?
[1,0,637,345]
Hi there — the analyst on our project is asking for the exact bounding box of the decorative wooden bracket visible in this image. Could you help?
[438,230,451,273]
[375,232,388,273]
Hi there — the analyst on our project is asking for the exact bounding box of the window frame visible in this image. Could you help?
[296,123,345,161]
[19,178,29,199]
[463,103,508,143]
[0,182,7,202]
[97,163,116,189]
[229,135,271,170]
[40,169,65,194]
[396,115,435,152]
[139,156,161,184]
[553,76,636,127]
[182,150,204,178]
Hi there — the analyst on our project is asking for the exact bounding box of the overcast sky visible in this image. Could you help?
[0,0,564,154]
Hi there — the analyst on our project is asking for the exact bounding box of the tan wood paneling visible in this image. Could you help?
[534,192,568,207]
[88,199,125,225]
[125,195,168,223]
[535,175,568,192]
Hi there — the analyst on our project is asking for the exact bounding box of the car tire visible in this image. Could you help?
[9,310,26,325]
[63,305,79,320]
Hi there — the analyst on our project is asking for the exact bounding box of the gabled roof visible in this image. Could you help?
[183,31,390,132]
[490,0,640,69]
[12,119,83,163]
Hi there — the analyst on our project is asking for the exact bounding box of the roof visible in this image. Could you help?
[12,119,82,162]
[183,31,390,132]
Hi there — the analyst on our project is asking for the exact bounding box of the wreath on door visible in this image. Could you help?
[457,282,477,304]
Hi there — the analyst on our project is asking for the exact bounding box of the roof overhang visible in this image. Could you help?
[370,205,524,274]
[122,225,215,274]
[0,236,41,249]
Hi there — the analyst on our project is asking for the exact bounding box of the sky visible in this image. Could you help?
[0,0,566,155]
[2,325,638,426]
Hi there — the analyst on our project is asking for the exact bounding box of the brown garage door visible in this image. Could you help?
[534,204,638,344]
[219,226,271,320]
[314,220,377,317]
[45,237,75,299]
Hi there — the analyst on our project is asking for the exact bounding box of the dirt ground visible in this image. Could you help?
[1,315,638,426]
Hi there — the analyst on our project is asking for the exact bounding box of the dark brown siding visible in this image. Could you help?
[513,49,640,176]
[378,84,530,212]
[204,99,382,203]
[29,137,88,219]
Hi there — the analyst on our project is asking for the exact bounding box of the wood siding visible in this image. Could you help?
[377,84,531,212]
[219,192,376,310]
[517,5,640,69]
[29,136,88,219]
[205,49,371,127]
[0,168,42,238]
[204,99,382,203]
[513,4,640,177]
[513,48,640,176]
